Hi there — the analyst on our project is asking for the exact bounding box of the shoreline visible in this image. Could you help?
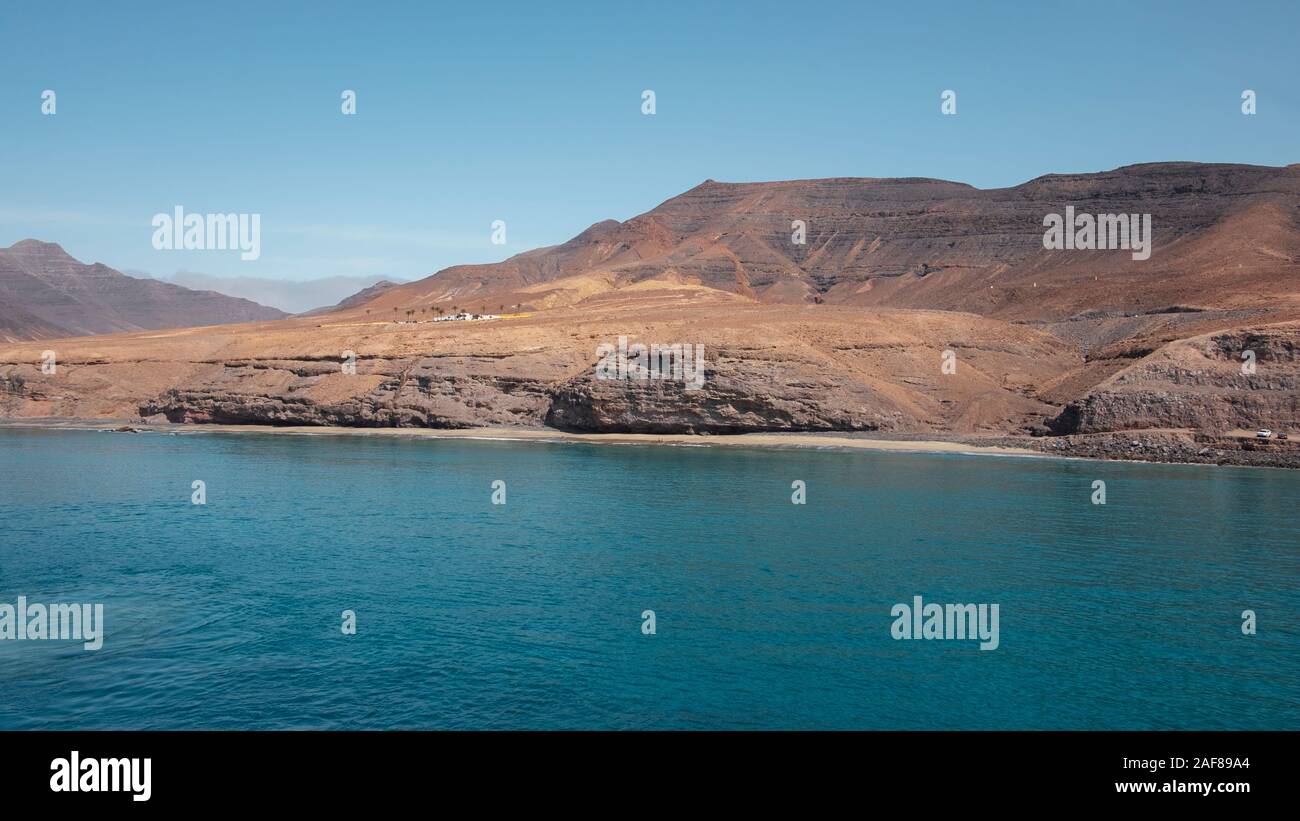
[0,418,1046,459]
[3,419,1297,469]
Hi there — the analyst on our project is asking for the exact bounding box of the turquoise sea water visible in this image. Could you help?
[0,427,1296,729]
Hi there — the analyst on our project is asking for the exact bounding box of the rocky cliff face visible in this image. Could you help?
[1049,326,1300,434]
[544,361,909,434]
[1,299,1077,437]
[140,358,561,429]
[141,363,907,435]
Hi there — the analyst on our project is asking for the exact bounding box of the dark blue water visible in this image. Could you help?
[0,427,1296,729]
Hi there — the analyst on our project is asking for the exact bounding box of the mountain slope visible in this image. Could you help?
[359,162,1300,321]
[0,294,73,341]
[299,279,401,316]
[0,240,287,341]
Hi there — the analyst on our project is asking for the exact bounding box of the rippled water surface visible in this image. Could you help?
[0,428,1296,729]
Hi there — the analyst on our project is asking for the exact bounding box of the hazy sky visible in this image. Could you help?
[3,0,1297,281]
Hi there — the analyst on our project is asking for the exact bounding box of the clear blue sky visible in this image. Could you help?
[2,0,1296,281]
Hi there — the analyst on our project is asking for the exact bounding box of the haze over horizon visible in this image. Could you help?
[130,268,406,314]
[3,0,1297,281]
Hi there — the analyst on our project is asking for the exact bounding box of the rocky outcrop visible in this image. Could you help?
[1038,429,1300,469]
[1048,325,1300,435]
[544,364,907,434]
[135,352,933,435]
[141,358,559,429]
[144,367,908,434]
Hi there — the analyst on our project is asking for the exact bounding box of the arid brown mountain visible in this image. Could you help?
[0,240,286,341]
[366,162,1300,322]
[1,163,1297,466]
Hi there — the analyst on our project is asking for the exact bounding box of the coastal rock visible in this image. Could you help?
[544,361,907,434]
[0,303,1075,437]
[1039,429,1300,468]
[1049,325,1300,435]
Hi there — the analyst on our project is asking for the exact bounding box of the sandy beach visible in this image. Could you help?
[10,419,1300,468]
[0,418,1046,458]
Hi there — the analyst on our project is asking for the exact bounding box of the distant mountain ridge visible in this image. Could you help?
[142,270,405,315]
[0,241,286,341]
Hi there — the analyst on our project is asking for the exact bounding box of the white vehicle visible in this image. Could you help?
[1255,429,1273,439]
